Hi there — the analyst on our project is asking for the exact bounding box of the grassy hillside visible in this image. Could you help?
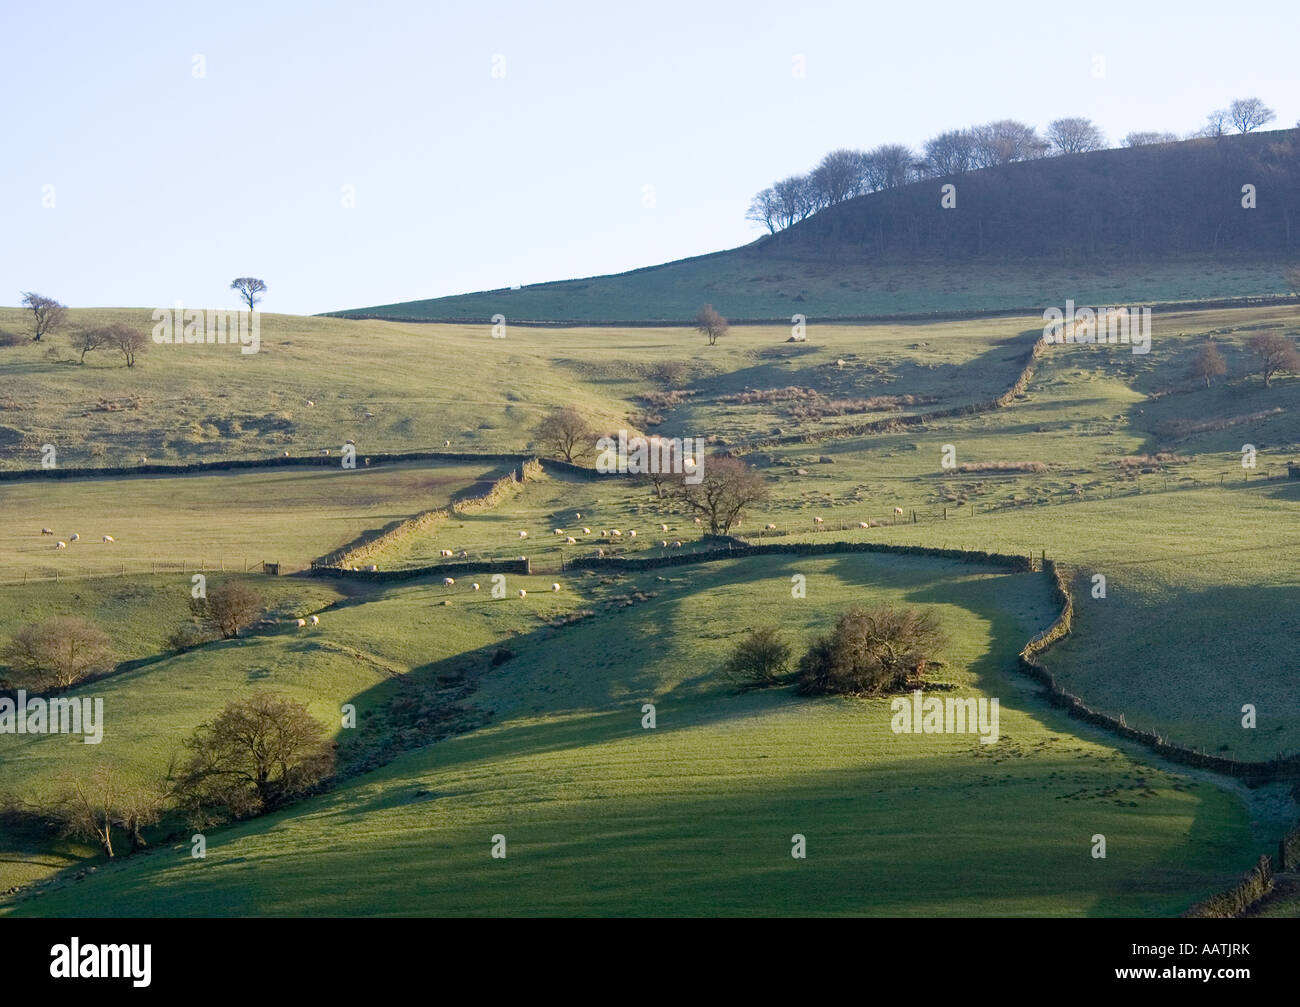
[1,555,1259,917]
[330,131,1300,324]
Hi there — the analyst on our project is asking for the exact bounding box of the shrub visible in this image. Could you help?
[193,580,264,639]
[721,626,793,690]
[2,617,114,690]
[796,604,946,696]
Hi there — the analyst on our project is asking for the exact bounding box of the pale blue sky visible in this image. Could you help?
[2,0,1296,315]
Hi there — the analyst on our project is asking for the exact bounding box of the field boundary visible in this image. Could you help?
[312,460,543,571]
[1183,856,1275,918]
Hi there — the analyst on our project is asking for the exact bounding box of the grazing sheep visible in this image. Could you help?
[611,529,622,537]
[551,583,561,592]
[893,507,904,515]
[138,456,148,464]
[306,400,315,406]
[101,535,115,543]
[518,530,528,539]
[443,440,450,447]
[566,537,577,544]
[284,450,290,456]
[69,533,80,542]
[309,615,320,626]
[628,530,636,538]
[660,540,668,547]
[554,528,564,535]
[364,564,378,572]
[517,589,527,598]
[345,439,355,445]
[472,583,480,591]
[55,541,67,549]
[693,517,702,524]
[321,448,330,455]
[596,548,605,557]
[443,577,455,586]
[582,527,591,535]
[41,528,54,535]
[575,512,581,518]
[660,524,669,532]
[836,359,846,367]
[813,516,824,524]
[459,550,468,557]
[600,530,608,537]
[295,618,306,628]
[439,549,454,557]
[672,540,683,548]
[858,521,870,528]
[765,523,777,530]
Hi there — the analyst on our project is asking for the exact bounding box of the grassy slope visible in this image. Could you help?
[335,253,1293,324]
[2,555,1255,917]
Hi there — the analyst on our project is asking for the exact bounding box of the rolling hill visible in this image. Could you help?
[328,129,1300,325]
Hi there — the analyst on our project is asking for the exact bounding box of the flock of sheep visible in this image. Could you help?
[41,528,115,549]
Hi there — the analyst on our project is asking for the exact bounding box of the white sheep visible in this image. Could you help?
[55,541,67,549]
[69,533,80,542]
[813,516,824,524]
[443,440,451,447]
[660,540,668,547]
[138,455,148,464]
[443,577,455,586]
[836,359,846,367]
[321,448,330,455]
[517,588,527,598]
[295,618,306,628]
[672,540,683,548]
[858,521,870,528]
[40,527,54,535]
[566,537,577,544]
[893,507,904,515]
[575,512,581,519]
[101,535,114,543]
[472,583,480,591]
[518,530,528,539]
[459,550,468,557]
[582,527,591,535]
[554,528,564,535]
[551,583,561,592]
[440,549,454,557]
[628,530,637,538]
[283,450,290,456]
[306,399,315,406]
[600,530,608,537]
[612,529,622,537]
[693,517,702,524]
[309,614,320,626]
[365,564,378,572]
[765,523,777,530]
[596,548,605,557]
[660,524,669,532]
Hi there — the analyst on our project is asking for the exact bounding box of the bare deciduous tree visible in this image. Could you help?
[922,129,977,176]
[534,406,596,463]
[54,768,164,858]
[230,277,267,312]
[2,617,114,690]
[1247,331,1300,387]
[1230,98,1276,133]
[1188,340,1227,387]
[106,323,148,368]
[677,455,769,534]
[1046,117,1107,154]
[196,580,264,639]
[70,326,110,364]
[20,292,67,342]
[171,692,334,827]
[695,304,728,347]
[971,120,1048,167]
[1202,109,1230,137]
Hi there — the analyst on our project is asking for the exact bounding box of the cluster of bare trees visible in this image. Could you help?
[748,98,1282,233]
[1187,331,1300,389]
